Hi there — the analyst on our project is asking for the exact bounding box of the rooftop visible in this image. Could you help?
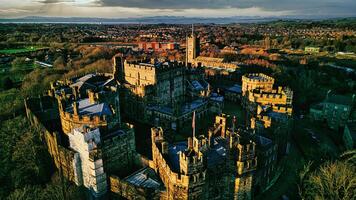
[326,94,354,106]
[245,73,274,82]
[167,142,187,173]
[66,98,112,117]
[226,84,242,94]
[124,167,162,189]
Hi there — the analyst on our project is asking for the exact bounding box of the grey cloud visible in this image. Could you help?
[96,0,356,14]
[38,0,74,4]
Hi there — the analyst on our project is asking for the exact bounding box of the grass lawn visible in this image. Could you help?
[0,88,24,119]
[0,46,40,54]
[222,101,247,125]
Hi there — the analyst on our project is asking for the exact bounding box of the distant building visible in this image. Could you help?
[305,46,320,54]
[310,92,355,130]
[186,31,200,65]
[221,46,238,54]
[138,42,179,51]
[185,29,238,73]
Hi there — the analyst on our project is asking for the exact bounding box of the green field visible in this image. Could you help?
[0,47,40,54]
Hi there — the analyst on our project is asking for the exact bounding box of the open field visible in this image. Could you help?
[0,46,43,54]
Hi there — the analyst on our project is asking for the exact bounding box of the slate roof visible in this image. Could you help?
[326,94,353,106]
[66,98,112,117]
[125,167,161,189]
[167,142,187,172]
[226,84,242,94]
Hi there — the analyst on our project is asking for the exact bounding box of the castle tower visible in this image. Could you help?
[113,55,124,82]
[186,24,200,66]
[227,128,257,200]
[178,136,207,199]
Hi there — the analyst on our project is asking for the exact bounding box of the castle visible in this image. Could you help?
[241,73,293,180]
[115,56,223,132]
[22,30,294,199]
[149,114,257,199]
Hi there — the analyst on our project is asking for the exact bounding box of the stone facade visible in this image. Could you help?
[148,114,258,199]
[69,127,108,196]
[309,93,355,130]
[186,32,238,72]
[116,57,222,131]
[241,73,274,96]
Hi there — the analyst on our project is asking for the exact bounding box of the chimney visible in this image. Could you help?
[162,141,168,154]
[208,129,213,147]
[188,137,193,149]
[72,86,79,99]
[88,90,96,104]
[73,101,79,115]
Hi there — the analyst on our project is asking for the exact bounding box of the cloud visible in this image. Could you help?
[0,0,355,18]
[38,0,74,3]
[96,0,356,14]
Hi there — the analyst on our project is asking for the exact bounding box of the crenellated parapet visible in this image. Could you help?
[59,109,108,134]
[150,127,207,199]
[242,73,275,95]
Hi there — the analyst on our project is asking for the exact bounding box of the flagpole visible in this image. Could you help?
[192,111,196,138]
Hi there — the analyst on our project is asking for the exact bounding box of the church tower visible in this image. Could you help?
[186,24,200,66]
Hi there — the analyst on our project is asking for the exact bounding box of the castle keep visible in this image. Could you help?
[115,57,223,132]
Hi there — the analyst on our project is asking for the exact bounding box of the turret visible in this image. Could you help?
[73,101,79,116]
[88,90,97,104]
[113,55,124,81]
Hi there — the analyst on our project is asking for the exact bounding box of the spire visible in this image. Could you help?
[192,111,196,138]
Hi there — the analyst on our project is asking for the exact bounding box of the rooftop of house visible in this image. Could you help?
[124,167,162,189]
[147,98,208,116]
[245,73,274,82]
[326,94,354,106]
[210,93,224,102]
[66,98,112,117]
[70,73,115,91]
[226,84,242,94]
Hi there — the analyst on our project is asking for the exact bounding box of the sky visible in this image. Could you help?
[0,0,355,18]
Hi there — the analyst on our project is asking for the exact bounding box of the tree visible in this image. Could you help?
[11,57,27,72]
[53,56,66,69]
[1,77,13,90]
[299,153,356,200]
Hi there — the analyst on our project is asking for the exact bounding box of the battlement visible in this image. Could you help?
[242,73,275,83]
[60,110,108,134]
[242,73,275,95]
[179,149,204,164]
[125,60,185,72]
[272,105,293,115]
[151,127,165,144]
